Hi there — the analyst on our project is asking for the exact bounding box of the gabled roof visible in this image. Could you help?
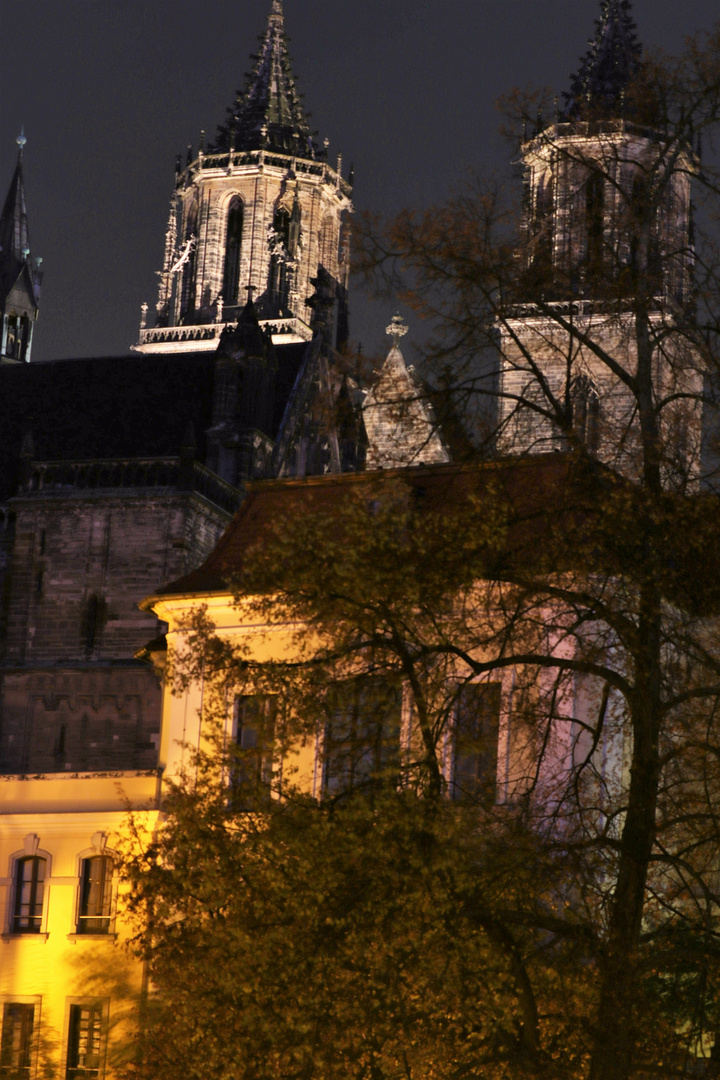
[212,0,315,158]
[564,0,642,119]
[362,325,449,470]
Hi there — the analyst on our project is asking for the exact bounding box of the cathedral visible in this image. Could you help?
[0,0,713,1075]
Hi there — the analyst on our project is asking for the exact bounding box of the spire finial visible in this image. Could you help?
[16,127,26,154]
[386,313,408,350]
[271,0,283,16]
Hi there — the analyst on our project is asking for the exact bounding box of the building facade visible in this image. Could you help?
[1,0,715,1075]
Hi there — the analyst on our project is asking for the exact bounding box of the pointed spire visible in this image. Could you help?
[0,131,31,266]
[564,0,642,119]
[212,0,314,158]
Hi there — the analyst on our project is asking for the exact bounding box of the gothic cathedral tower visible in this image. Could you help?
[135,0,353,355]
[497,0,701,482]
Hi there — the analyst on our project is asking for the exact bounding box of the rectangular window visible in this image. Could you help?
[0,1003,34,1078]
[323,676,402,796]
[66,1004,102,1080]
[78,857,113,934]
[231,695,278,807]
[451,682,501,804]
[13,858,46,933]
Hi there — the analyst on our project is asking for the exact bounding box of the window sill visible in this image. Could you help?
[66,933,118,943]
[1,932,49,942]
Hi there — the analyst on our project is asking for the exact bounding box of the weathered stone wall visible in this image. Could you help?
[0,490,229,774]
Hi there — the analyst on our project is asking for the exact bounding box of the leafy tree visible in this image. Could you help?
[121,28,720,1080]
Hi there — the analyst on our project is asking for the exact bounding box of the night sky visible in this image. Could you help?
[2,0,717,363]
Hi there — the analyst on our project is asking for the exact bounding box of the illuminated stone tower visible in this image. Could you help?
[0,131,42,364]
[497,0,701,481]
[135,0,352,355]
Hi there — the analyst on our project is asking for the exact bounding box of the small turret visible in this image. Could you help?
[0,131,42,363]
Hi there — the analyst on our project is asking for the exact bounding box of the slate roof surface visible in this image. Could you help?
[155,455,582,599]
[0,353,216,501]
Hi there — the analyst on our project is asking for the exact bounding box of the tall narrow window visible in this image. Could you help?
[222,198,244,306]
[66,1004,103,1080]
[571,374,600,454]
[586,173,604,277]
[77,857,113,934]
[0,1003,34,1078]
[231,695,278,807]
[268,208,290,310]
[323,676,402,796]
[13,857,46,933]
[451,682,501,804]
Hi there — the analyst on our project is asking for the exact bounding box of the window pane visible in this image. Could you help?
[78,857,113,933]
[0,1003,34,1077]
[13,858,45,932]
[231,695,278,807]
[67,1004,102,1079]
[452,683,501,804]
[323,676,401,796]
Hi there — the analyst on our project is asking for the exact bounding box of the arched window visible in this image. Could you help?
[222,198,244,306]
[268,208,290,310]
[572,374,600,453]
[13,856,46,933]
[318,216,335,273]
[77,855,114,933]
[533,176,554,278]
[180,200,198,320]
[586,173,605,277]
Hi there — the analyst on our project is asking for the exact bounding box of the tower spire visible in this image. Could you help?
[212,0,313,158]
[1,131,31,265]
[564,0,642,119]
[1,132,41,362]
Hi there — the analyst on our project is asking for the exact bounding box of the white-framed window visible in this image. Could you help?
[76,856,114,935]
[230,694,278,808]
[0,998,40,1079]
[322,676,402,797]
[63,1000,107,1080]
[5,841,52,937]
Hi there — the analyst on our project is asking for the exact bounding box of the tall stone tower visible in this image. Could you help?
[135,0,353,355]
[0,132,42,364]
[497,0,701,481]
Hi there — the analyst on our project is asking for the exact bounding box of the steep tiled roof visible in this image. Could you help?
[564,0,642,119]
[212,0,316,158]
[153,456,585,598]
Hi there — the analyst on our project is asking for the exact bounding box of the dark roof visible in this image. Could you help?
[0,353,216,501]
[152,455,720,619]
[0,148,37,307]
[155,455,583,598]
[564,0,642,119]
[211,0,317,159]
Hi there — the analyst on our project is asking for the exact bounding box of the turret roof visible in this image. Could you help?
[564,0,642,118]
[212,0,316,158]
[0,142,30,272]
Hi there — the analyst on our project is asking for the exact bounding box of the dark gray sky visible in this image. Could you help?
[2,0,717,362]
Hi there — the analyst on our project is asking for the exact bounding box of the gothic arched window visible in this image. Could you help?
[222,198,244,306]
[180,200,198,321]
[268,208,291,310]
[571,374,600,454]
[586,173,605,278]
